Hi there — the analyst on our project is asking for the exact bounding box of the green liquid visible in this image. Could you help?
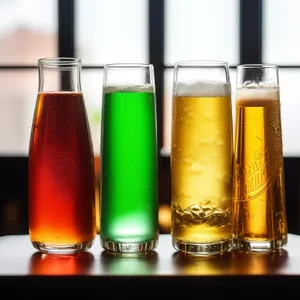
[100,89,159,243]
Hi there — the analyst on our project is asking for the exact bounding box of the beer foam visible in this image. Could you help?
[174,81,231,97]
[103,84,154,93]
[236,86,279,103]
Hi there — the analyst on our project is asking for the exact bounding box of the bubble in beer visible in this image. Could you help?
[171,78,233,247]
[190,162,204,174]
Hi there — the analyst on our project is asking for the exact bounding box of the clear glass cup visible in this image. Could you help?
[100,63,159,254]
[171,60,233,256]
[28,57,96,254]
[233,64,288,252]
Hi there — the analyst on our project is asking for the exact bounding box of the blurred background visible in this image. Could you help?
[1,0,300,236]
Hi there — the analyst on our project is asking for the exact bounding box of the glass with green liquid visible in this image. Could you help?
[100,64,159,254]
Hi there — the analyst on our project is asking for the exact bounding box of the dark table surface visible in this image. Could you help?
[1,234,300,298]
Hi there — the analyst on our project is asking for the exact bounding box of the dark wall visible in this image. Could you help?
[0,157,28,236]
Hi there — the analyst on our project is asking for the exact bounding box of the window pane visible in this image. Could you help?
[277,69,300,156]
[76,0,148,65]
[165,0,239,66]
[0,70,37,155]
[163,68,236,155]
[0,0,57,65]
[81,69,103,156]
[263,0,300,65]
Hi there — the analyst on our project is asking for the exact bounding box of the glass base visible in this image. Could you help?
[233,237,287,252]
[31,239,95,255]
[100,238,158,255]
[172,238,232,256]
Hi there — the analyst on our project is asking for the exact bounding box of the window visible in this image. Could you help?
[263,0,300,65]
[162,0,239,154]
[76,0,148,156]
[0,0,57,65]
[2,0,300,157]
[165,0,239,66]
[76,0,148,65]
[263,0,300,156]
[0,0,147,156]
[0,0,57,155]
[1,0,300,235]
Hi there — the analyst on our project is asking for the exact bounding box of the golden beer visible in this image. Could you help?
[233,87,287,250]
[171,81,233,254]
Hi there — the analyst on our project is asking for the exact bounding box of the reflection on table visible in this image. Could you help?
[30,251,95,275]
[0,234,299,276]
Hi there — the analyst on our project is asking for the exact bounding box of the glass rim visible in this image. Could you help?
[104,63,153,69]
[237,63,278,70]
[38,57,82,67]
[174,60,229,68]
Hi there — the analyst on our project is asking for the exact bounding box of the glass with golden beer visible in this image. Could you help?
[233,64,288,251]
[171,61,233,256]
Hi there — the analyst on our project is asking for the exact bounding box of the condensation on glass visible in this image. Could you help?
[232,64,288,252]
[171,60,233,256]
[29,57,96,254]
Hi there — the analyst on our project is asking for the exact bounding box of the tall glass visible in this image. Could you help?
[233,64,288,251]
[29,57,96,254]
[171,60,233,256]
[100,63,159,254]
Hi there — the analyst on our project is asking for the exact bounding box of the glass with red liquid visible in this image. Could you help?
[29,57,96,254]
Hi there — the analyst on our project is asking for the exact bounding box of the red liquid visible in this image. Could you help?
[29,92,96,245]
